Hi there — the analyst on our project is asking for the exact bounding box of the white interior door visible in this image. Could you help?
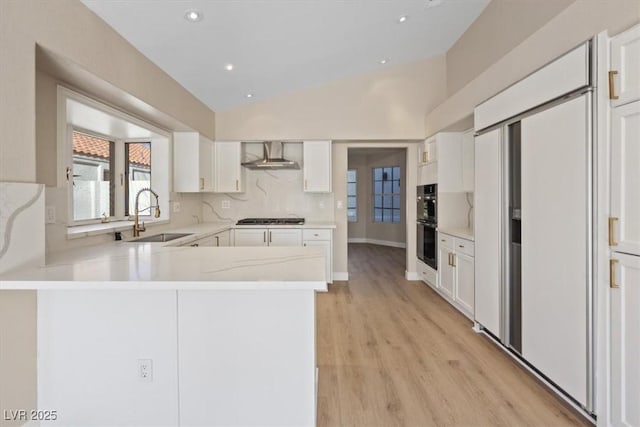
[520,95,589,406]
[474,129,502,337]
[610,251,640,427]
[611,100,640,257]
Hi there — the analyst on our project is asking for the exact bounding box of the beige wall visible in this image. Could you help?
[0,0,215,183]
[215,56,447,141]
[347,149,407,246]
[446,0,575,96]
[427,0,640,135]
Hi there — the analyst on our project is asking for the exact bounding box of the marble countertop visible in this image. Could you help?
[438,227,475,241]
[0,221,332,291]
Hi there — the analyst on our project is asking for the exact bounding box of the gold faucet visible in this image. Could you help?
[133,188,161,237]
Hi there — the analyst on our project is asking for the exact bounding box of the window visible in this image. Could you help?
[372,166,401,223]
[347,169,357,222]
[60,86,170,228]
[125,142,152,217]
[72,131,115,221]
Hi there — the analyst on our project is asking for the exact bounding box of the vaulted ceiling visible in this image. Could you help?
[82,0,489,111]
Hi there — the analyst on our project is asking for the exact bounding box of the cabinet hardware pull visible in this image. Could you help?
[448,253,452,266]
[422,152,427,163]
[191,243,199,247]
[236,179,239,191]
[609,217,619,246]
[215,236,219,247]
[263,231,266,243]
[452,254,456,267]
[608,70,619,100]
[120,173,124,186]
[200,177,204,190]
[66,166,71,181]
[610,259,619,289]
[304,179,308,190]
[269,231,272,243]
[458,245,464,248]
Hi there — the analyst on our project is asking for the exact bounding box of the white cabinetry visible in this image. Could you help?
[610,24,640,107]
[437,232,475,318]
[303,229,332,284]
[174,132,213,192]
[183,231,231,247]
[418,132,473,191]
[610,100,640,256]
[474,129,502,336]
[268,229,302,247]
[438,235,455,298]
[214,141,244,193]
[303,140,332,192]
[521,95,588,406]
[234,229,268,246]
[234,228,302,247]
[461,129,475,192]
[610,252,640,427]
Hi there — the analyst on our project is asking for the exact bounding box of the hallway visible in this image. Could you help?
[316,243,590,426]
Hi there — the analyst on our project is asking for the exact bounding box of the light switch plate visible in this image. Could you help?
[221,200,230,209]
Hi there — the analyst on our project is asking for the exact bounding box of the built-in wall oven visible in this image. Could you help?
[417,184,437,270]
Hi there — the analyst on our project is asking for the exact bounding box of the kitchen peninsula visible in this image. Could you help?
[0,225,327,427]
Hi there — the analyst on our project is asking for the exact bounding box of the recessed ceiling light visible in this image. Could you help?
[184,9,203,22]
[246,93,253,98]
[224,64,234,71]
[425,0,444,9]
[398,15,408,23]
[380,59,388,65]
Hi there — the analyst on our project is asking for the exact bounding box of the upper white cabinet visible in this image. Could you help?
[461,129,475,192]
[610,24,640,107]
[174,132,214,192]
[610,100,640,256]
[418,132,473,192]
[303,140,332,192]
[214,141,244,193]
[474,129,502,337]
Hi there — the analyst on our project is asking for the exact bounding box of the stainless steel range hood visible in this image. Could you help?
[241,141,300,170]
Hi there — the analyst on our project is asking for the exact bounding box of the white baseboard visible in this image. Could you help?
[348,238,406,248]
[405,271,420,280]
[332,272,349,281]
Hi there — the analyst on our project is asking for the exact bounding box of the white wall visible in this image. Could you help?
[347,149,407,247]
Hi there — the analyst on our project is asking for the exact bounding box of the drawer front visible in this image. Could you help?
[455,238,475,257]
[438,233,454,249]
[303,229,331,241]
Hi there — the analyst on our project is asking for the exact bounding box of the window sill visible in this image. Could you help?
[66,218,170,240]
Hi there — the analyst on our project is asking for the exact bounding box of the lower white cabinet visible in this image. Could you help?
[610,251,640,427]
[234,228,302,247]
[303,229,332,283]
[436,232,475,319]
[186,230,232,247]
[234,229,269,246]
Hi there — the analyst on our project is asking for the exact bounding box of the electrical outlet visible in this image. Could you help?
[319,201,325,209]
[221,200,230,209]
[45,206,56,224]
[138,359,153,382]
[173,202,181,213]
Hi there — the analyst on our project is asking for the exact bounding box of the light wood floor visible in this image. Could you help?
[316,243,591,427]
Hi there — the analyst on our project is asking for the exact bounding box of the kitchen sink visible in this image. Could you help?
[128,233,193,243]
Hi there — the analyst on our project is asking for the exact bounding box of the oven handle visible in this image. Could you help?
[417,221,437,229]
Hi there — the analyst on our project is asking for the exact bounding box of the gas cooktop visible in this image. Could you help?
[236,218,305,225]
